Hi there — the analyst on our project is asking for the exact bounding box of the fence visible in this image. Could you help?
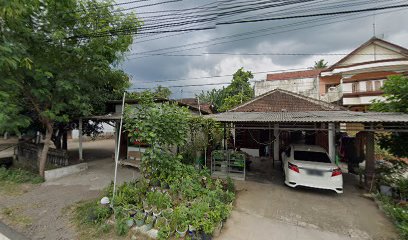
[211,150,246,180]
[16,143,69,169]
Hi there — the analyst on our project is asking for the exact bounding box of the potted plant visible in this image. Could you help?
[157,224,171,239]
[143,201,152,215]
[154,217,168,230]
[176,221,188,238]
[162,208,173,220]
[134,211,145,227]
[173,206,189,238]
[126,218,134,228]
[153,206,162,218]
[145,215,154,231]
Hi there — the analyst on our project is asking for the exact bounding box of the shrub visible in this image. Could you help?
[376,194,408,239]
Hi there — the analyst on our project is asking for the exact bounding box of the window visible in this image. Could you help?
[366,81,373,92]
[374,80,382,91]
[325,84,338,92]
[352,82,360,93]
[294,151,331,163]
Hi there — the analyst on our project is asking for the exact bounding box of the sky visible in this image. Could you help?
[115,0,408,98]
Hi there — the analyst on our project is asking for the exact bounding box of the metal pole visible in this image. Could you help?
[78,118,83,161]
[111,92,126,207]
[328,123,336,162]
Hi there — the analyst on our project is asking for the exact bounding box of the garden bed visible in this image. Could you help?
[75,162,235,239]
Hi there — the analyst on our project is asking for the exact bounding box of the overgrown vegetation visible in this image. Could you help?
[375,159,408,239]
[371,75,408,157]
[376,194,408,239]
[74,91,235,239]
[0,167,43,184]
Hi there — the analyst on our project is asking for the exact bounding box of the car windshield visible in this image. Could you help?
[294,151,331,163]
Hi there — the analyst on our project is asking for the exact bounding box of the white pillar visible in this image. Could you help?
[273,124,279,161]
[328,123,335,162]
[78,118,83,161]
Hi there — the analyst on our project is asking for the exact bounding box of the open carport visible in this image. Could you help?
[207,89,408,239]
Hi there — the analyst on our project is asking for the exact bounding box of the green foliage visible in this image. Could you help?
[0,167,43,184]
[74,201,112,225]
[197,67,254,112]
[154,85,172,99]
[115,217,129,236]
[181,116,222,164]
[0,0,139,137]
[125,92,191,148]
[313,59,328,69]
[371,75,408,157]
[376,194,408,239]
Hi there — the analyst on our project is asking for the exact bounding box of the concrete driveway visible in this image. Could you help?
[217,159,399,240]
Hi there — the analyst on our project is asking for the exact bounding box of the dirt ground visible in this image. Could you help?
[0,139,138,240]
[218,157,400,240]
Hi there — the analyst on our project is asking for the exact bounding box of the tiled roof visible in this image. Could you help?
[266,69,322,81]
[230,89,344,112]
[208,111,408,123]
[177,98,213,114]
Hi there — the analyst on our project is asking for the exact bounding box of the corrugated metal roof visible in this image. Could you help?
[207,111,408,123]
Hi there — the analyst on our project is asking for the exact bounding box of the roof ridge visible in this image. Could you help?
[229,88,344,112]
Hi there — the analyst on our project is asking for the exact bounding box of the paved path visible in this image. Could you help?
[219,210,351,240]
[0,220,29,240]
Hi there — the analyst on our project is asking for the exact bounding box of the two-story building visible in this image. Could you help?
[320,37,408,111]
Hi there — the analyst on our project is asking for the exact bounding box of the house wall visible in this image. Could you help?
[255,77,318,98]
[340,43,405,65]
[319,75,341,95]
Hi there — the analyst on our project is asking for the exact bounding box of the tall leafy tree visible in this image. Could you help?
[197,67,254,112]
[371,75,408,157]
[153,85,172,99]
[0,0,141,176]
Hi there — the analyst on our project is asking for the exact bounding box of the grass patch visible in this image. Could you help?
[71,200,118,240]
[1,206,32,227]
[0,167,43,195]
[0,167,44,184]
[376,194,408,239]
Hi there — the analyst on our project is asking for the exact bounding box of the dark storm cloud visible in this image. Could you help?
[117,0,408,97]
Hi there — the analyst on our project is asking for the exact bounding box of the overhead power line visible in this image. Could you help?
[218,3,408,25]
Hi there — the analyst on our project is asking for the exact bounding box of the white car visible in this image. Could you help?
[281,144,343,193]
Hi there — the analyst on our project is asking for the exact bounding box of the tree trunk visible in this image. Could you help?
[38,121,53,178]
[62,130,68,150]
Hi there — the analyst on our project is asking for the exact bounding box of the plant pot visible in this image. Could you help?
[201,231,212,240]
[145,222,153,231]
[380,185,392,196]
[176,228,188,238]
[153,210,162,218]
[126,219,134,227]
[135,218,145,227]
[188,224,196,232]
[162,208,173,219]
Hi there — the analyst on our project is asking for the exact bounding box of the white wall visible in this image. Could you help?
[71,122,115,139]
[341,43,405,66]
[254,77,318,98]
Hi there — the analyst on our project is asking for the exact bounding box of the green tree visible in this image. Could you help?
[153,85,172,99]
[314,59,328,69]
[0,0,140,176]
[371,75,408,157]
[197,67,254,112]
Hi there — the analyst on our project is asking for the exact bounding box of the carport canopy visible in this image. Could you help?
[206,110,408,186]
